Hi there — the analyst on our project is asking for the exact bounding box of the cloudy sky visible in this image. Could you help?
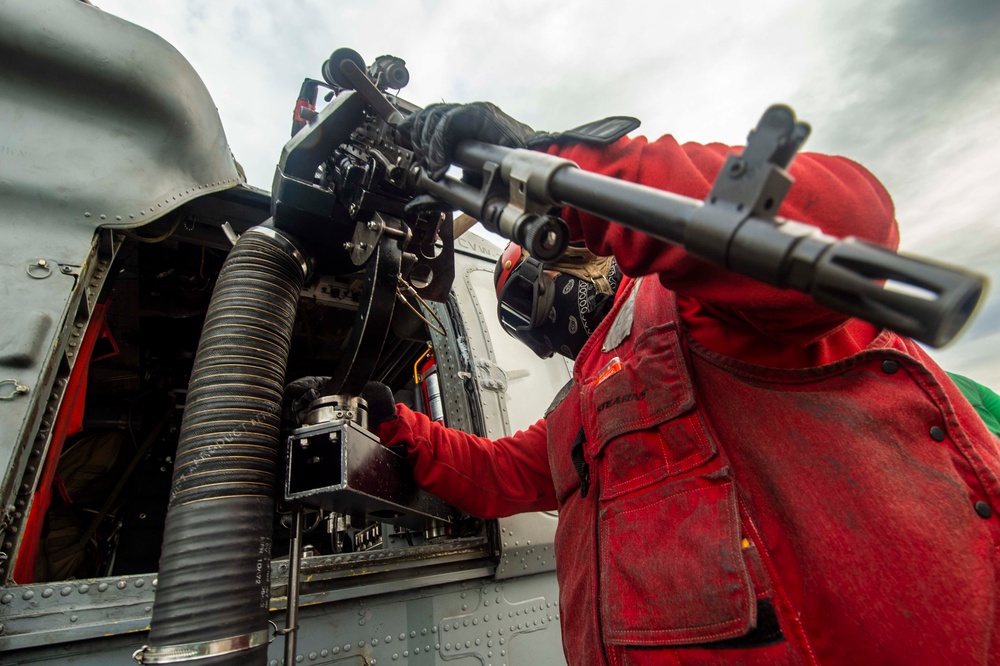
[97,0,1000,386]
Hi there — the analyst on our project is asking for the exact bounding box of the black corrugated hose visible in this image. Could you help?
[143,227,307,665]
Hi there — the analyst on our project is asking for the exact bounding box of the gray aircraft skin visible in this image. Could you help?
[0,1,570,664]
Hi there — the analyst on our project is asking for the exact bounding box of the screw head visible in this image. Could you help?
[727,158,747,178]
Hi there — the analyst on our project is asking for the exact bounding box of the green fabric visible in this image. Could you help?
[947,372,1000,437]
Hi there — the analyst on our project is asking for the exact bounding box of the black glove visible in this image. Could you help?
[361,381,398,430]
[399,102,641,180]
[399,102,536,179]
[282,376,330,428]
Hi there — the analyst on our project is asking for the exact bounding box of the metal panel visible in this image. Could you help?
[426,298,477,436]
[448,244,571,582]
[457,265,573,437]
[455,232,504,263]
[0,229,120,581]
[278,572,567,666]
[0,0,241,579]
[0,572,160,651]
[0,539,491,652]
[2,572,565,666]
[277,574,566,665]
[494,512,560,580]
[0,0,242,234]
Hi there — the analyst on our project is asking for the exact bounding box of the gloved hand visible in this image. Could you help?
[398,102,641,180]
[361,381,398,430]
[399,102,538,179]
[282,376,330,429]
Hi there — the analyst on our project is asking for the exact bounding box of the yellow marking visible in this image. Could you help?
[414,344,433,385]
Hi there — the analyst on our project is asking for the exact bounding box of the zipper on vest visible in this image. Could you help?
[594,475,611,666]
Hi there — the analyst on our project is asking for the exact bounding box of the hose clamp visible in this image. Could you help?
[246,227,311,281]
[132,628,270,664]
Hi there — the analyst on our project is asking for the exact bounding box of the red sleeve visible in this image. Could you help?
[376,404,557,519]
[550,136,898,347]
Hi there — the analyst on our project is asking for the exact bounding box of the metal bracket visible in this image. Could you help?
[334,57,404,126]
[321,235,402,396]
[496,150,575,244]
[475,359,509,394]
[221,221,240,246]
[345,212,387,266]
[684,105,811,266]
[285,419,458,528]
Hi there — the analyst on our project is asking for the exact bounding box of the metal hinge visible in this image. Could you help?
[475,359,509,393]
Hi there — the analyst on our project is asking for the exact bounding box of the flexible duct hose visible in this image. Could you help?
[144,227,307,665]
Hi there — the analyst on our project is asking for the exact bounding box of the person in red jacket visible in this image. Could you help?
[365,103,1000,665]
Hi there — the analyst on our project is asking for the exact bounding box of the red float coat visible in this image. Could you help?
[377,136,1000,665]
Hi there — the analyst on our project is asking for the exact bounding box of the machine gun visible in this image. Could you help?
[141,48,986,666]
[274,48,984,359]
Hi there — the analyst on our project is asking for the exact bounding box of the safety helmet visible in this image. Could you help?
[494,242,621,359]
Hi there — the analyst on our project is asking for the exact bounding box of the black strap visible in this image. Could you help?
[526,116,642,150]
[570,426,590,498]
[558,116,642,145]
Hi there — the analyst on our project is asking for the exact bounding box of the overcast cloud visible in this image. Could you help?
[96,0,1000,386]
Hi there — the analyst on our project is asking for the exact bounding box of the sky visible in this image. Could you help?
[96,0,1000,387]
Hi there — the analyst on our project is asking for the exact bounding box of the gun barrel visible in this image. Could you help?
[451,142,986,348]
[549,167,693,244]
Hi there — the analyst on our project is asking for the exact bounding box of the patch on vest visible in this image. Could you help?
[545,378,575,417]
[602,278,640,352]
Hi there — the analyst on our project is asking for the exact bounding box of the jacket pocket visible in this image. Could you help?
[582,323,715,499]
[598,470,754,646]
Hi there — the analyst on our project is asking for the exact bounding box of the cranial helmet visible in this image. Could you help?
[494,242,621,359]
